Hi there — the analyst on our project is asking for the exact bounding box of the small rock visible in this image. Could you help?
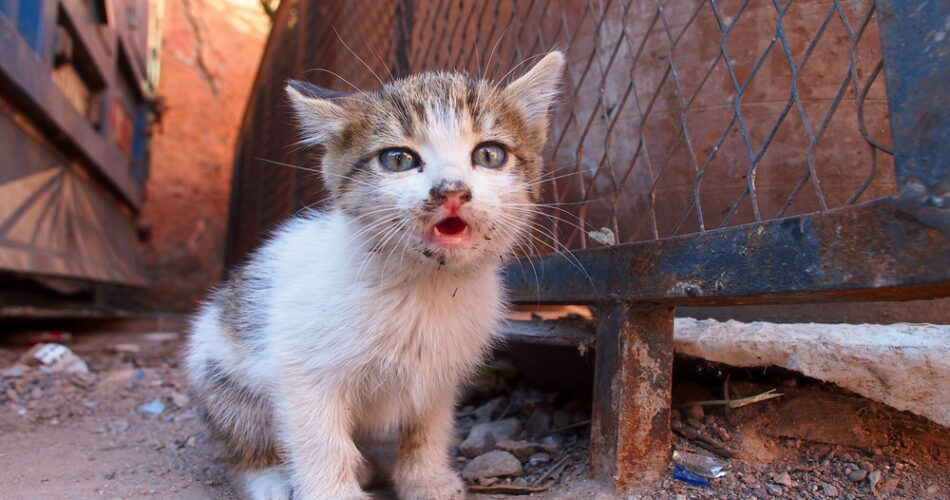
[185,436,197,447]
[772,471,793,487]
[0,364,26,378]
[765,484,783,496]
[868,470,882,493]
[715,427,731,441]
[741,474,757,485]
[170,391,190,408]
[848,469,868,482]
[821,483,840,497]
[495,440,538,462]
[751,486,769,499]
[473,397,506,423]
[477,476,499,486]
[512,477,528,486]
[461,450,523,481]
[670,408,682,422]
[686,417,702,429]
[137,398,165,416]
[926,485,939,495]
[528,452,551,467]
[526,409,552,438]
[671,419,684,431]
[458,418,521,458]
[538,436,562,458]
[685,405,704,421]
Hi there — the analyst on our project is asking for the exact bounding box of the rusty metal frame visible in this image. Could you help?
[503,0,949,492]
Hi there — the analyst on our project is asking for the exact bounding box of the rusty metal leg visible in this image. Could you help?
[590,303,674,492]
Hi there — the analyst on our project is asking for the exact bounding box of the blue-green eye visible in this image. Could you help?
[378,148,421,172]
[472,143,507,169]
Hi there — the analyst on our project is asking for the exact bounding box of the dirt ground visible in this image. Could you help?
[0,323,948,500]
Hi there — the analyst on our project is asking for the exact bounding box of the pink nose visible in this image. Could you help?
[430,187,472,210]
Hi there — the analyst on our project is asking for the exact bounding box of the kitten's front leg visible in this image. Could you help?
[277,381,370,500]
[393,393,466,500]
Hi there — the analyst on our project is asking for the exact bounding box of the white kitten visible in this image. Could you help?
[186,52,565,500]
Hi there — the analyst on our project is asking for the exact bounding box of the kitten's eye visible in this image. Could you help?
[472,143,507,169]
[378,148,421,172]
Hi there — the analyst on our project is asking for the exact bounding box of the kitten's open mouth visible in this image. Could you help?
[429,217,472,247]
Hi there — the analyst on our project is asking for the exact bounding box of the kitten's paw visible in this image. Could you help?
[242,467,293,500]
[396,471,466,500]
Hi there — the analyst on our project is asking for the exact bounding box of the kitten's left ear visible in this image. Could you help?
[285,80,348,146]
[503,51,566,135]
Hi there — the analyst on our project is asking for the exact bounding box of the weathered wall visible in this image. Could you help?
[135,0,270,311]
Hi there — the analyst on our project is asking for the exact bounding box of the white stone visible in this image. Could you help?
[674,318,950,427]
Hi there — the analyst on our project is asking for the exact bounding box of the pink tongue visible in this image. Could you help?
[437,217,466,235]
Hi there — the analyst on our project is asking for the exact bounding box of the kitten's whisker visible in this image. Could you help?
[331,27,386,88]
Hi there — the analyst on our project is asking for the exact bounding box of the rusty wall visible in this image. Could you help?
[132,0,270,311]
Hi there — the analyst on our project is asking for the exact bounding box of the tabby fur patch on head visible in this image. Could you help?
[286,52,564,270]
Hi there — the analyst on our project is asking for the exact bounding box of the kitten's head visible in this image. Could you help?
[286,52,564,270]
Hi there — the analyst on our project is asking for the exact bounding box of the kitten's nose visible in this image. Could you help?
[430,184,472,208]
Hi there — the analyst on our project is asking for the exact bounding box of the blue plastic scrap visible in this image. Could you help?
[674,464,710,488]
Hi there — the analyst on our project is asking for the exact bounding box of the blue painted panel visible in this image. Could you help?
[16,0,44,54]
[0,0,14,17]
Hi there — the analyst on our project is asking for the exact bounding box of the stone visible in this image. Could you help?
[526,409,552,438]
[868,470,882,493]
[170,391,190,409]
[461,451,523,481]
[848,469,868,482]
[137,399,165,416]
[673,318,950,427]
[495,439,538,462]
[538,436,562,458]
[821,483,840,497]
[473,397,506,423]
[686,417,702,429]
[751,486,769,499]
[685,405,704,421]
[528,452,551,467]
[765,484,783,496]
[772,471,793,487]
[458,418,521,458]
[741,474,757,485]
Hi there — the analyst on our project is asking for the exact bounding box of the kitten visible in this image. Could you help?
[186,51,565,500]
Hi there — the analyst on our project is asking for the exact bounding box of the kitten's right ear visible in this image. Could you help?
[285,81,348,146]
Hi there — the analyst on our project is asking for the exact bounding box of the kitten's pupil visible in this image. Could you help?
[379,148,420,172]
[472,143,506,169]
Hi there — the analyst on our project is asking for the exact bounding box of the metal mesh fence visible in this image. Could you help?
[229,0,895,263]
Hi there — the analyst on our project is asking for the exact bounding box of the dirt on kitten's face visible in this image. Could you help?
[287,52,565,270]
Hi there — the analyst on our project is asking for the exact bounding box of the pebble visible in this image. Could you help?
[868,470,882,493]
[136,399,165,416]
[473,397,505,423]
[751,486,769,499]
[848,469,868,482]
[685,405,704,421]
[495,439,538,462]
[686,417,702,429]
[170,391,190,409]
[538,436,562,459]
[526,408,552,438]
[461,450,523,481]
[528,452,551,467]
[458,418,521,458]
[772,471,793,487]
[741,474,758,485]
[765,484,783,496]
[821,483,840,497]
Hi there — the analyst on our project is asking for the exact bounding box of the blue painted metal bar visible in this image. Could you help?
[877,0,950,197]
[506,197,950,305]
